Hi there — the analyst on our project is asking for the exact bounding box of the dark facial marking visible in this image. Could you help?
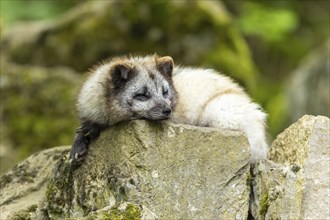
[156,56,174,78]
[162,86,169,97]
[133,86,151,101]
[111,62,137,91]
[149,72,155,80]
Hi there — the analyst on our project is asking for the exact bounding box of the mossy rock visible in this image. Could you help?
[2,121,250,219]
[0,146,70,219]
[81,203,142,220]
[45,120,250,219]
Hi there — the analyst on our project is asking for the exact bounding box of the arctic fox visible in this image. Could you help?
[70,55,268,164]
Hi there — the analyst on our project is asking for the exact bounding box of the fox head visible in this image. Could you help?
[105,55,177,121]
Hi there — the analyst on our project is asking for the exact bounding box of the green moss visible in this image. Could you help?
[26,204,38,213]
[45,156,75,218]
[246,173,252,186]
[82,204,141,220]
[103,204,141,220]
[259,192,269,216]
[123,204,141,220]
[0,162,39,188]
[107,208,123,220]
[10,204,38,220]
[11,211,31,220]
[291,164,301,173]
[0,173,13,188]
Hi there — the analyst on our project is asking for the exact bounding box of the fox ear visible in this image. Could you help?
[111,62,136,89]
[157,56,174,77]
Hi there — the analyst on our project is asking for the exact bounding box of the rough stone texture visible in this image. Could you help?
[250,160,304,220]
[78,203,156,220]
[2,115,329,219]
[269,115,329,166]
[251,115,330,219]
[46,120,250,219]
[0,146,70,219]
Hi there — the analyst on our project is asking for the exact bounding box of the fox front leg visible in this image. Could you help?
[69,121,107,165]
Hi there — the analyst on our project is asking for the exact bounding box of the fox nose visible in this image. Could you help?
[162,108,172,116]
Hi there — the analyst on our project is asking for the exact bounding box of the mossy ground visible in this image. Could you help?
[259,192,269,216]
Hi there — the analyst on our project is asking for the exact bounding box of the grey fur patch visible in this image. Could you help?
[112,57,177,120]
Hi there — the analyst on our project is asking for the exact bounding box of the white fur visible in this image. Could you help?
[171,67,268,162]
[77,64,111,124]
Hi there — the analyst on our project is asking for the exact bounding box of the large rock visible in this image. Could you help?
[0,146,70,219]
[269,115,329,166]
[46,120,250,219]
[3,116,329,219]
[251,115,330,219]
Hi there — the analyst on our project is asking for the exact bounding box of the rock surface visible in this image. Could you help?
[2,115,329,219]
[0,146,70,219]
[251,115,330,219]
[250,160,304,219]
[45,120,250,219]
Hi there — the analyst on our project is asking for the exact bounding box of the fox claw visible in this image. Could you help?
[70,134,89,165]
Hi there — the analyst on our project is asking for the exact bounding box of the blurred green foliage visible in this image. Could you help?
[1,62,79,158]
[237,2,298,42]
[0,0,78,26]
[225,0,329,135]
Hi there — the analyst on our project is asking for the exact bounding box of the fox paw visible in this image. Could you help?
[69,136,89,165]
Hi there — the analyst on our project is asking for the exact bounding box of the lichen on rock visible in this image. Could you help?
[251,115,330,219]
[45,120,250,219]
[0,146,70,219]
[1,115,329,219]
[250,160,304,220]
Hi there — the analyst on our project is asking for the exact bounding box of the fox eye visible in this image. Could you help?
[163,89,168,96]
[133,93,150,101]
